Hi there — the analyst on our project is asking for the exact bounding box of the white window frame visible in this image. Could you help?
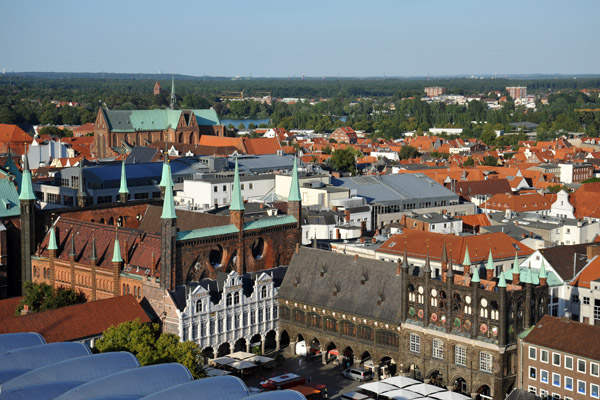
[552,352,561,367]
[529,366,537,380]
[578,359,586,374]
[528,386,537,395]
[540,389,548,399]
[409,333,420,353]
[578,380,586,395]
[541,349,549,363]
[591,383,599,399]
[455,345,467,366]
[479,352,492,373]
[565,376,573,391]
[529,346,537,360]
[592,362,599,377]
[541,369,549,384]
[432,339,444,360]
[565,397,573,400]
[565,355,573,370]
[552,372,561,387]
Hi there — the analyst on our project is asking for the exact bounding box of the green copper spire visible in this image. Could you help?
[463,244,471,267]
[471,266,480,283]
[229,158,245,211]
[48,226,57,251]
[497,270,507,288]
[288,157,301,202]
[539,259,548,279]
[19,155,36,201]
[112,231,123,263]
[161,162,177,219]
[119,160,129,194]
[486,248,494,270]
[512,251,520,274]
[159,154,170,187]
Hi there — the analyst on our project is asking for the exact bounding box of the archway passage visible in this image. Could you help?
[202,347,214,361]
[325,342,338,364]
[234,338,247,353]
[409,363,422,381]
[380,356,397,379]
[279,330,290,350]
[250,334,262,354]
[251,238,265,260]
[476,385,491,400]
[428,370,444,387]
[265,330,277,353]
[453,377,468,395]
[227,250,237,272]
[217,342,231,357]
[343,346,354,369]
[296,333,305,343]
[209,245,224,267]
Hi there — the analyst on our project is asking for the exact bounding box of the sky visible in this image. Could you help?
[1,0,599,78]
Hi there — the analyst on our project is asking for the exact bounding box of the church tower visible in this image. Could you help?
[229,158,245,274]
[19,154,36,293]
[160,162,177,290]
[170,74,176,110]
[287,157,302,230]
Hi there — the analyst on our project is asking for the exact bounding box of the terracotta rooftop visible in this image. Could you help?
[0,297,22,320]
[523,315,600,361]
[481,192,551,212]
[243,137,282,155]
[0,295,150,343]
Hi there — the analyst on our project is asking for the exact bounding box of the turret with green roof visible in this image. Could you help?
[161,162,177,220]
[539,259,548,285]
[497,270,507,288]
[48,226,57,251]
[112,232,123,264]
[471,265,480,284]
[462,244,471,275]
[288,157,301,202]
[485,248,494,279]
[119,160,128,202]
[18,155,35,201]
[512,251,521,284]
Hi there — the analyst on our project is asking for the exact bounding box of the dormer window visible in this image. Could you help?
[261,286,267,298]
[195,300,202,313]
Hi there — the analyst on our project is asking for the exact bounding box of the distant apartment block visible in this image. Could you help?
[507,86,527,99]
[424,87,446,97]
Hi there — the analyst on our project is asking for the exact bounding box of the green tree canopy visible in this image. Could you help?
[330,146,362,173]
[16,282,86,315]
[398,145,421,160]
[463,156,475,166]
[95,319,204,379]
[482,155,499,166]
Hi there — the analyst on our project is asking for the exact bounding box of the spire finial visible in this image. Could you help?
[112,230,123,263]
[486,248,494,270]
[48,225,58,251]
[161,161,177,219]
[119,159,129,195]
[170,72,176,110]
[471,265,480,283]
[463,244,471,267]
[402,241,409,269]
[539,259,547,279]
[229,157,245,211]
[90,235,97,261]
[19,154,36,201]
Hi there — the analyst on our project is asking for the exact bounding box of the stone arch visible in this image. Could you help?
[451,376,469,395]
[379,356,397,379]
[538,295,546,320]
[279,330,290,349]
[265,330,277,353]
[296,333,305,343]
[234,337,247,353]
[251,238,266,260]
[342,346,354,367]
[427,369,445,387]
[407,363,422,380]
[209,245,224,268]
[360,351,372,367]
[202,346,215,360]
[476,384,491,400]
[250,333,263,354]
[217,342,231,357]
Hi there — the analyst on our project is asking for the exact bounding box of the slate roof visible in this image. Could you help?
[523,315,600,361]
[126,147,159,164]
[279,247,407,321]
[139,205,230,234]
[0,295,150,342]
[538,243,590,281]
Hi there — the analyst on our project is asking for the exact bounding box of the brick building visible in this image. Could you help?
[518,316,600,400]
[507,87,527,100]
[425,87,446,97]
[278,245,549,399]
[329,127,358,144]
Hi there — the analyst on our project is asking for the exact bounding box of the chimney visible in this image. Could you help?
[587,244,600,261]
[360,237,365,243]
[354,254,358,262]
[21,304,30,315]
[512,270,520,286]
[150,252,156,275]
[295,242,300,254]
[345,210,351,222]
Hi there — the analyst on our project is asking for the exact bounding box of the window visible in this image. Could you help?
[214,186,218,192]
[209,319,215,334]
[226,293,232,306]
[565,376,573,391]
[578,380,586,395]
[195,300,202,313]
[241,184,245,190]
[479,352,492,373]
[251,310,256,324]
[552,373,561,387]
[592,383,599,399]
[578,359,586,373]
[249,183,253,189]
[592,362,599,377]
[529,387,537,395]
[529,367,537,380]
[261,286,267,298]
[529,346,537,360]
[218,318,223,333]
[455,345,467,366]
[584,297,590,305]
[222,185,227,191]
[540,389,548,399]
[541,349,549,363]
[553,353,561,366]
[433,339,444,360]
[234,292,240,305]
[565,356,573,370]
[226,316,231,331]
[572,295,579,303]
[541,370,549,383]
[243,312,248,326]
[409,334,420,353]
[234,314,239,329]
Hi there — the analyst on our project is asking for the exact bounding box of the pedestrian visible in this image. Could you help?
[299,358,303,367]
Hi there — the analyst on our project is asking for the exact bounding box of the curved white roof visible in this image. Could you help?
[0,332,46,353]
[1,351,139,391]
[0,382,81,400]
[0,342,91,384]
[246,391,307,400]
[54,363,193,400]
[140,375,249,400]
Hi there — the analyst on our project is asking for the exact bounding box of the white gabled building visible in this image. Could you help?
[548,190,575,219]
[174,268,286,358]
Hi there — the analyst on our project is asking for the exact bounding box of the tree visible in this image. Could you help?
[398,145,420,160]
[96,319,204,379]
[330,147,361,173]
[463,156,475,166]
[16,282,86,315]
[38,126,73,138]
[482,155,498,166]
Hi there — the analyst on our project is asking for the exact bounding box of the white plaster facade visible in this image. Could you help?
[177,175,274,209]
[548,190,575,219]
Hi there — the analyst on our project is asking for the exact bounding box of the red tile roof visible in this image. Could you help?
[243,137,282,155]
[481,192,551,212]
[524,315,600,361]
[0,295,150,343]
[0,124,32,155]
[0,297,22,320]
[570,255,600,289]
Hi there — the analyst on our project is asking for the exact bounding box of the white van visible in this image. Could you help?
[343,367,373,382]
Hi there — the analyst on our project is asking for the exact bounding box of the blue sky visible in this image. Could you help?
[1,0,598,77]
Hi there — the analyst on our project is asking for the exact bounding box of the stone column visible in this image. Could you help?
[275,331,280,352]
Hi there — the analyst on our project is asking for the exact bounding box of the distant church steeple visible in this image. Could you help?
[170,73,176,110]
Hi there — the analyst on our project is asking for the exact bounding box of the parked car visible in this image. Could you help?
[342,367,373,382]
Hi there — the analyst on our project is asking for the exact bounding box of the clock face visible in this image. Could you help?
[481,298,488,308]
[465,295,472,304]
